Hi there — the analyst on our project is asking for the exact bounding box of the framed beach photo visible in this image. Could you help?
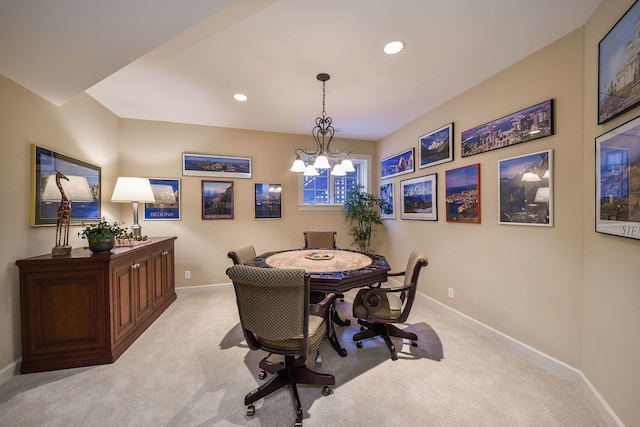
[498,150,553,226]
[183,153,251,179]
[380,148,415,179]
[255,183,282,219]
[596,115,640,239]
[31,144,101,226]
[445,164,480,223]
[598,0,640,124]
[380,182,395,219]
[201,180,234,220]
[144,178,181,220]
[419,123,453,168]
[461,100,554,157]
[400,174,437,221]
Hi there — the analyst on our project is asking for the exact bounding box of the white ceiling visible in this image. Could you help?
[0,0,601,141]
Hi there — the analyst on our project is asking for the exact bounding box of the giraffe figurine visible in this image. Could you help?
[52,170,72,256]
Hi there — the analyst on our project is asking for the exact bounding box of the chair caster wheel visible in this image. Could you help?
[391,353,398,361]
[411,341,418,347]
[356,341,363,348]
[246,405,255,416]
[322,385,332,396]
[258,370,267,380]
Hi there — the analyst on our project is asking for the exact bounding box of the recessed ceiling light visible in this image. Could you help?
[233,93,247,101]
[384,40,405,55]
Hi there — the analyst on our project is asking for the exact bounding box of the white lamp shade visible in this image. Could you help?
[521,172,541,182]
[341,158,355,172]
[331,163,346,176]
[290,158,306,172]
[41,174,94,202]
[303,165,319,176]
[313,155,330,169]
[111,177,156,203]
[534,187,550,202]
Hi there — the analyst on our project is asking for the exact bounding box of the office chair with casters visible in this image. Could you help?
[226,265,336,426]
[303,231,337,249]
[352,250,428,361]
[227,244,257,265]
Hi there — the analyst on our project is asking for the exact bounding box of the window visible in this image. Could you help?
[299,156,370,207]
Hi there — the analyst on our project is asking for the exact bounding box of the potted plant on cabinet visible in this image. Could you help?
[78,217,131,252]
[344,184,383,254]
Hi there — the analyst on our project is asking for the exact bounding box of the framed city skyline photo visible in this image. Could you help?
[255,183,282,219]
[201,180,234,220]
[596,115,640,240]
[598,0,640,124]
[183,153,251,179]
[380,182,395,219]
[445,163,480,223]
[461,99,554,157]
[144,178,181,221]
[419,123,453,168]
[498,150,553,226]
[400,174,437,221]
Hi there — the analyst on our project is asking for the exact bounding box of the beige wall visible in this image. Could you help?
[583,0,640,424]
[116,119,377,286]
[2,0,639,423]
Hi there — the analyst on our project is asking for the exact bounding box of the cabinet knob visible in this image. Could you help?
[162,251,168,256]
[131,263,140,270]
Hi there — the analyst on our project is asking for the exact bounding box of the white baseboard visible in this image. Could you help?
[422,293,624,427]
[0,358,20,387]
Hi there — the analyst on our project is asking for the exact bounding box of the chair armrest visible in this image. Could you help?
[309,292,336,315]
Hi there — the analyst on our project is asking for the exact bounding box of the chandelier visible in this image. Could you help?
[290,73,354,176]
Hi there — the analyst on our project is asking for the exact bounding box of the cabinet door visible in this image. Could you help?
[111,254,151,345]
[152,244,175,308]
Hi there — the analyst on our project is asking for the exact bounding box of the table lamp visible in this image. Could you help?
[111,177,156,240]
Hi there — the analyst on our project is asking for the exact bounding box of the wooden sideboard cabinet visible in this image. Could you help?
[15,237,177,373]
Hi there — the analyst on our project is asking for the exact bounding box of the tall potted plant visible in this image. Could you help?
[344,185,383,254]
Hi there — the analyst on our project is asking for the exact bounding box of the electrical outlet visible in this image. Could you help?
[448,287,454,299]
[184,270,191,279]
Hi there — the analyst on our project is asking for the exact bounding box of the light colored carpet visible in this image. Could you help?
[0,285,608,426]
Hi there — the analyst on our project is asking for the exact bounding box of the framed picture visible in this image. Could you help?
[445,163,480,223]
[144,178,181,220]
[595,115,640,239]
[461,99,554,157]
[400,174,437,221]
[598,0,640,124]
[380,148,415,179]
[255,183,282,219]
[498,150,553,226]
[419,123,454,168]
[201,180,234,220]
[183,153,251,179]
[31,144,101,226]
[380,182,395,219]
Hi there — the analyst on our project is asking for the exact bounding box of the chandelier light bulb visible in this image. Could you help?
[313,155,331,169]
[303,164,319,176]
[290,158,306,172]
[331,163,346,176]
[341,158,355,172]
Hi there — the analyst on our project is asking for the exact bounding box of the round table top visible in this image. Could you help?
[265,249,373,273]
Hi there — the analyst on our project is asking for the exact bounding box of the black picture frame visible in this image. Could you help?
[419,123,454,168]
[380,148,415,179]
[461,99,554,157]
[598,0,640,124]
[31,144,101,226]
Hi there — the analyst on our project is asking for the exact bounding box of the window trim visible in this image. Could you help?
[297,154,372,210]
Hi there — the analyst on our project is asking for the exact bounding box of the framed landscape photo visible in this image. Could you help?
[400,174,437,221]
[461,99,554,157]
[255,183,282,219]
[419,123,453,168]
[380,148,414,179]
[380,182,395,219]
[498,150,553,226]
[445,163,480,223]
[596,115,640,239]
[201,180,234,220]
[31,144,101,226]
[183,153,251,179]
[144,178,181,220]
[598,0,640,124]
